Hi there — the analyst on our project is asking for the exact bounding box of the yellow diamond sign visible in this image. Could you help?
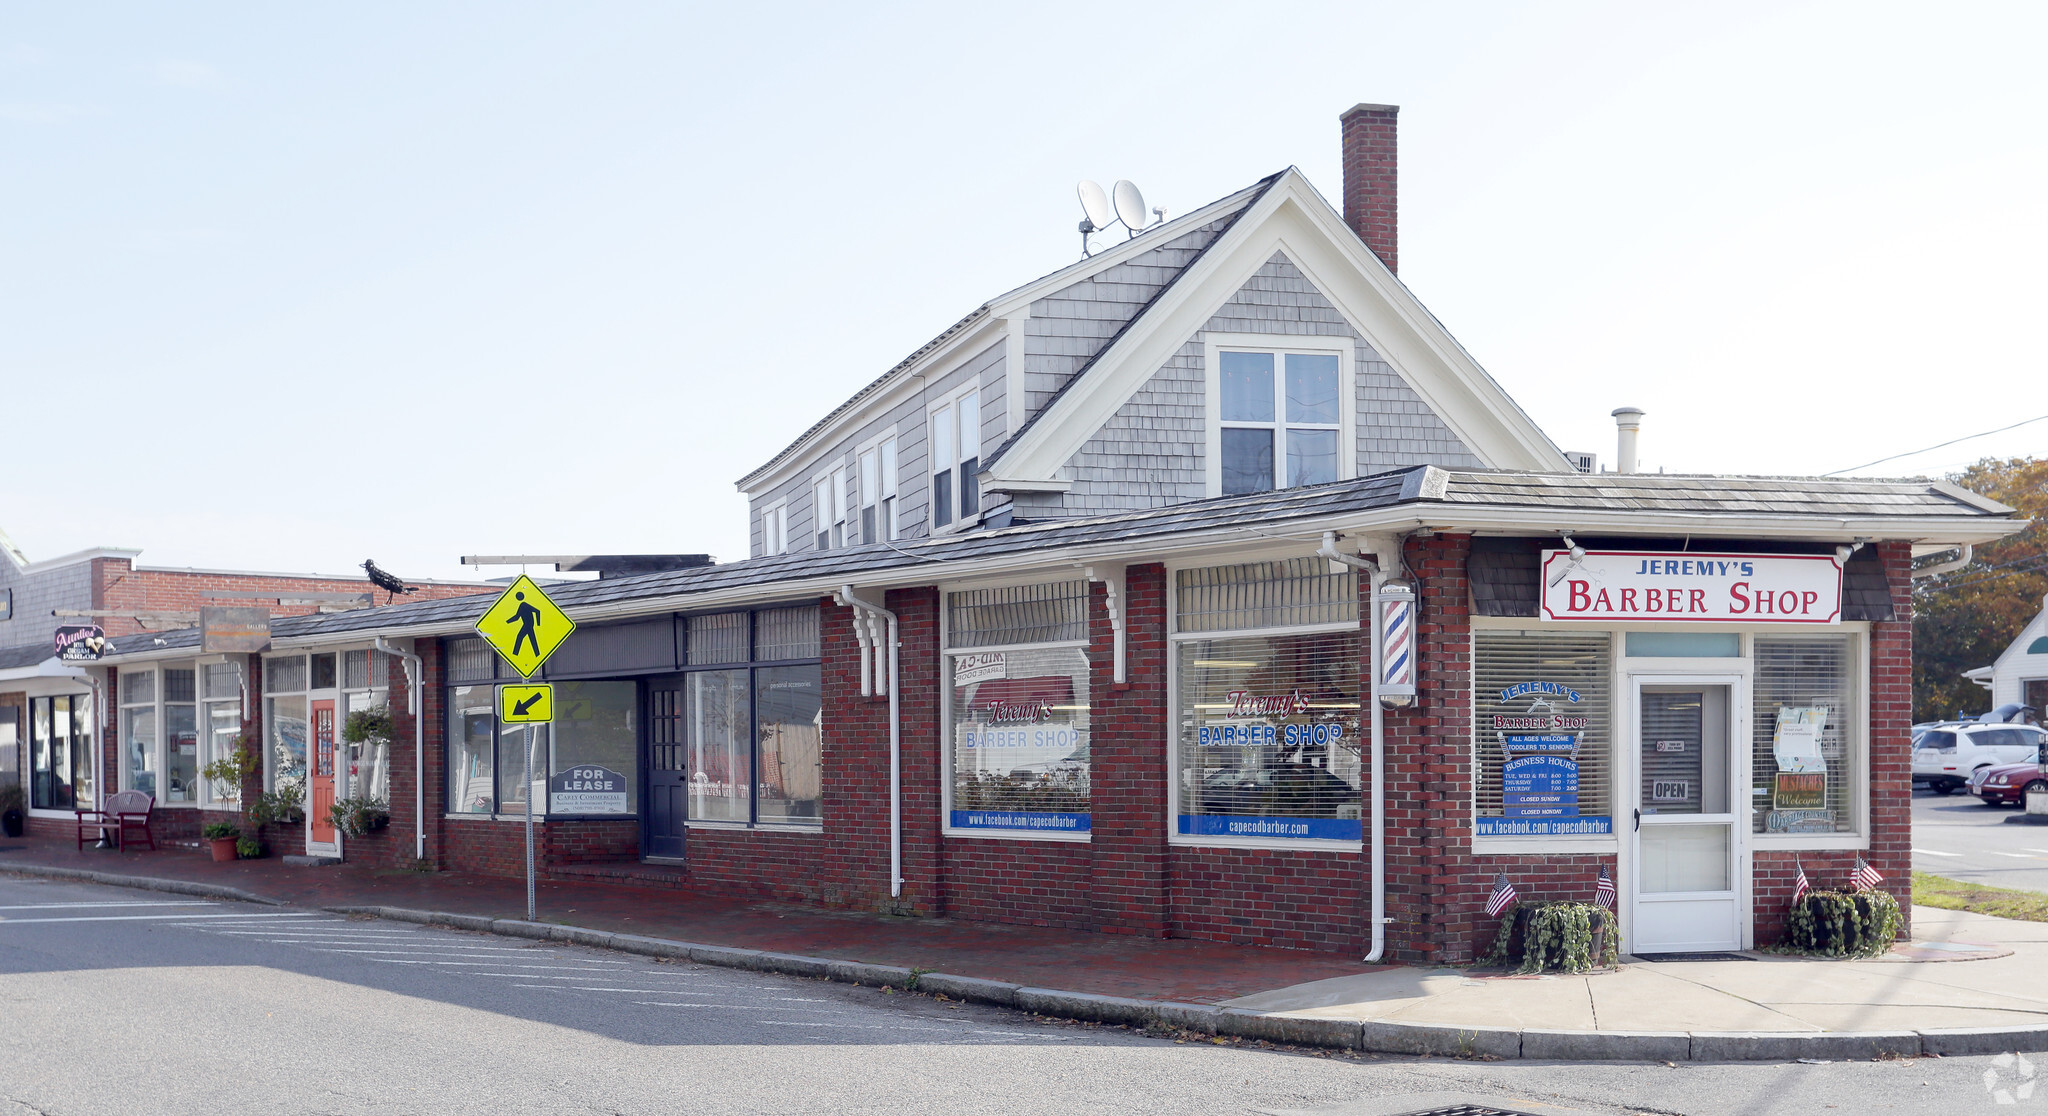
[475,575,576,679]
[498,683,553,724]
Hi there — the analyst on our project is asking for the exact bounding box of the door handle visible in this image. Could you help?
[1633,808,1641,832]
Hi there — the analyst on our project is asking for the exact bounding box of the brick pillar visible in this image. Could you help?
[1340,103,1399,275]
[892,586,943,915]
[1868,540,1915,930]
[1382,534,1473,963]
[1089,564,1169,935]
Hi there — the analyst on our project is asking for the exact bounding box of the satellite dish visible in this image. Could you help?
[1112,180,1147,236]
[1076,180,1111,231]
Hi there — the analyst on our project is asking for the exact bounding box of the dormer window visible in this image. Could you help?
[858,436,899,543]
[930,388,981,530]
[1207,339,1352,497]
[812,465,848,550]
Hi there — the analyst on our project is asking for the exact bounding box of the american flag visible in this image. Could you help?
[1485,873,1518,918]
[1791,861,1810,906]
[1593,865,1616,911]
[1851,858,1884,893]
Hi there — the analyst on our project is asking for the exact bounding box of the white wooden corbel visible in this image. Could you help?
[1084,564,1127,685]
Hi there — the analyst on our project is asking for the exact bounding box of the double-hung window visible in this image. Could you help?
[761,501,790,557]
[813,465,849,550]
[200,662,244,807]
[118,666,201,805]
[930,390,981,530]
[1210,341,1349,496]
[858,436,899,543]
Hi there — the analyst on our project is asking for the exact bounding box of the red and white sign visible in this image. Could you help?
[1539,551,1843,624]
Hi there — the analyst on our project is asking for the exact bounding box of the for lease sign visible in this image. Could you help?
[1539,551,1843,624]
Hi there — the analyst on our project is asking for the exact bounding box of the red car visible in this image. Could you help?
[1969,761,2048,807]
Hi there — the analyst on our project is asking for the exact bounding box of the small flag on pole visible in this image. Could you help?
[1791,861,1810,906]
[1593,865,1616,911]
[1486,872,1519,918]
[1851,858,1884,893]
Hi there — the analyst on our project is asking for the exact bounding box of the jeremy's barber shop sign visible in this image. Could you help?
[1540,551,1843,624]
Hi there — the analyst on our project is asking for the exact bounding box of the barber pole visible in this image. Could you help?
[1376,581,1417,709]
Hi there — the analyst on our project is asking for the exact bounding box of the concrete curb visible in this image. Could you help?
[26,874,2048,1063]
[1,862,283,907]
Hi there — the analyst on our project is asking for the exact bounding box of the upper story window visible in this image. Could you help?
[761,501,789,557]
[858,436,899,543]
[930,389,981,530]
[813,464,848,550]
[1211,344,1348,496]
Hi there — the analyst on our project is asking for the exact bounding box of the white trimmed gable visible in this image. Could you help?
[1976,594,2048,708]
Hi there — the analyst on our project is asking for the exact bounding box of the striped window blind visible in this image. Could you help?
[946,581,1089,648]
[1752,635,1857,835]
[1472,630,1614,822]
[1175,558,1357,633]
[688,612,749,665]
[445,639,493,682]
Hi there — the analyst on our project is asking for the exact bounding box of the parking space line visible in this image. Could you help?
[1913,848,1964,857]
[0,912,326,925]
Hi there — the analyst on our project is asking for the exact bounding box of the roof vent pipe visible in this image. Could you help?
[1611,407,1645,474]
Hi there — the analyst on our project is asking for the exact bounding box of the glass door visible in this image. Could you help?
[1631,682,1740,953]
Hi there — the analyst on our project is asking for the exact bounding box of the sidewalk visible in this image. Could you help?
[8,837,2048,1060]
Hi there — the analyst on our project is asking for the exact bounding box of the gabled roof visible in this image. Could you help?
[982,167,1569,482]
[93,467,2023,658]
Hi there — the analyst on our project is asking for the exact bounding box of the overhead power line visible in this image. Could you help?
[1824,413,2048,477]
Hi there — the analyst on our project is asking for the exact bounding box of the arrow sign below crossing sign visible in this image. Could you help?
[476,575,576,678]
[498,684,553,724]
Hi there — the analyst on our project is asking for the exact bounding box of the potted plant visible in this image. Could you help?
[200,736,258,809]
[250,783,305,828]
[0,783,24,839]
[329,795,391,839]
[201,821,240,863]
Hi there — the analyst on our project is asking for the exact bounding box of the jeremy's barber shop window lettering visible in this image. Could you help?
[1174,558,1363,843]
[1473,631,1614,837]
[944,581,1092,835]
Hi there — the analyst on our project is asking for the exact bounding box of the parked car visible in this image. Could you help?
[1969,759,2048,807]
[1915,723,2048,794]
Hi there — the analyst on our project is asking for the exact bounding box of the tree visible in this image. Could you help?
[1913,456,2048,721]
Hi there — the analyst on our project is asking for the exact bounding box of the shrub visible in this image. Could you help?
[201,821,240,841]
[1782,889,1903,958]
[329,796,390,838]
[1482,901,1618,974]
[235,835,265,859]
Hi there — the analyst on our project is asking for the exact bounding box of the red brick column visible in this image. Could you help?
[1089,565,1169,935]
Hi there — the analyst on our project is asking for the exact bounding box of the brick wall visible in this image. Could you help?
[93,558,491,638]
[1340,103,1399,274]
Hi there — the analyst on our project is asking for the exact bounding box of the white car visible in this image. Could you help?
[1914,723,2048,794]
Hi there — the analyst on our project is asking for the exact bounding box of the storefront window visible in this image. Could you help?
[1472,630,1614,837]
[944,581,1091,835]
[685,668,749,823]
[200,663,243,806]
[164,668,198,805]
[755,666,821,824]
[1173,559,1362,842]
[550,681,637,816]
[29,693,93,811]
[1752,635,1859,835]
[121,670,158,799]
[448,684,496,814]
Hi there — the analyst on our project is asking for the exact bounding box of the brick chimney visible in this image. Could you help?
[1340,103,1399,274]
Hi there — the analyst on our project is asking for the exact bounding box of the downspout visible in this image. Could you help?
[373,637,426,862]
[1318,531,1389,964]
[834,587,902,899]
[1911,544,1973,579]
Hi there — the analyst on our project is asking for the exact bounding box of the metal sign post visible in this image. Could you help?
[476,576,574,925]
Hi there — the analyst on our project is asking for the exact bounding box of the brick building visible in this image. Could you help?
[83,104,2022,961]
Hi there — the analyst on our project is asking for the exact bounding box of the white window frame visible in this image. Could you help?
[1202,334,1356,499]
[856,431,900,544]
[760,499,790,557]
[196,658,247,810]
[1164,555,1366,853]
[928,386,983,535]
[811,463,849,550]
[118,664,166,806]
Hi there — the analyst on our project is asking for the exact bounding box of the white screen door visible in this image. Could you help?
[1632,682,1740,953]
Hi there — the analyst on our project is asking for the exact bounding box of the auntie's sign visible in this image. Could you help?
[1540,551,1843,624]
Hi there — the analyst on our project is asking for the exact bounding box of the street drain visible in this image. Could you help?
[1390,1107,1542,1116]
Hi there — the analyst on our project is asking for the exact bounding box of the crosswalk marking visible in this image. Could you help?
[0,912,326,925]
[1912,848,1964,857]
[0,901,216,911]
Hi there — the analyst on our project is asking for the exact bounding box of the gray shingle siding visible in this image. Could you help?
[1021,216,1237,418]
[0,554,96,662]
[746,340,1004,555]
[1038,252,1480,518]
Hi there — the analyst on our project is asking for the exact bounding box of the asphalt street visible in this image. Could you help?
[1913,786,2048,892]
[0,874,2034,1116]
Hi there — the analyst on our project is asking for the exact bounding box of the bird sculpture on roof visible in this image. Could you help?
[363,559,418,603]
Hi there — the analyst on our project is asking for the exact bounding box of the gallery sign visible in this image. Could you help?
[1540,551,1843,624]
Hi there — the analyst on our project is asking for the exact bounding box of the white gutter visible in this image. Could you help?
[1318,531,1391,964]
[834,586,902,898]
[373,637,426,861]
[1911,544,1974,580]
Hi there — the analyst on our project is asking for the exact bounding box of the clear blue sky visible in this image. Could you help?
[4,2,2041,581]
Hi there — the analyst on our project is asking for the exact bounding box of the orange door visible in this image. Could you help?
[310,700,337,845]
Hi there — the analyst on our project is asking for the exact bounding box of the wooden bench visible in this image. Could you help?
[76,790,155,851]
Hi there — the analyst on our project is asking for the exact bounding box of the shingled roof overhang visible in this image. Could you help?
[89,468,2024,660]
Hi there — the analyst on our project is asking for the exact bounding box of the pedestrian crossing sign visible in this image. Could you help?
[475,575,576,679]
[498,683,554,724]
